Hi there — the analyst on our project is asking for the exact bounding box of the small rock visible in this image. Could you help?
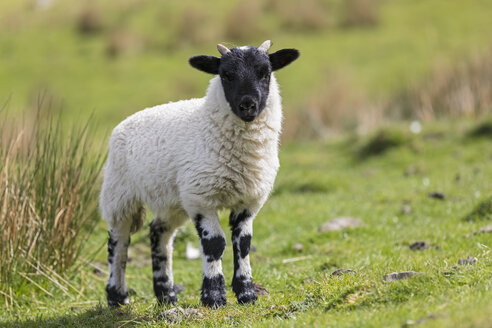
[253,282,268,296]
[428,192,445,200]
[319,217,363,232]
[402,314,443,327]
[292,243,303,251]
[92,267,105,277]
[331,268,356,276]
[458,256,478,265]
[404,165,419,176]
[161,307,203,323]
[402,204,412,215]
[409,241,429,251]
[186,242,200,260]
[479,225,492,233]
[174,284,185,294]
[384,271,421,281]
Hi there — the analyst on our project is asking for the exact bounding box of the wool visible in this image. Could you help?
[100,74,281,228]
[100,41,298,307]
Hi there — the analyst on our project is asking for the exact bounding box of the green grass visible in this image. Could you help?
[2,120,492,327]
[1,0,492,131]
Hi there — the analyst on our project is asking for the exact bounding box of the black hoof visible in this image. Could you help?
[106,285,129,307]
[237,290,257,304]
[201,292,227,308]
[232,277,257,304]
[155,283,178,305]
[201,276,227,308]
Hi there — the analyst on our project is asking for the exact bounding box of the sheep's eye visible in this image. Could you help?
[222,72,234,82]
[259,70,269,80]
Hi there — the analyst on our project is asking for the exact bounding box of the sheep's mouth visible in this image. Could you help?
[241,115,256,122]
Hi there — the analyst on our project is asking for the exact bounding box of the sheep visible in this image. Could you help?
[100,40,299,308]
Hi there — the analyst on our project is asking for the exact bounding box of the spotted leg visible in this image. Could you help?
[150,219,178,304]
[106,226,131,307]
[193,213,227,307]
[229,209,257,304]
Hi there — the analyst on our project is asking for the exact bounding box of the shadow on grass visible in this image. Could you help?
[3,305,146,328]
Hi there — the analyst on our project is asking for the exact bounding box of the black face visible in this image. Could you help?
[219,47,271,122]
[189,45,299,122]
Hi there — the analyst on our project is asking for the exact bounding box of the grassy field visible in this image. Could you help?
[2,0,492,327]
[2,120,492,327]
[1,0,492,135]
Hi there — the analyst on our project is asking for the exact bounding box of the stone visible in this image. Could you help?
[428,192,445,200]
[319,217,363,232]
[185,242,200,260]
[253,282,268,296]
[458,256,478,265]
[292,243,304,251]
[409,241,429,251]
[331,268,356,276]
[384,271,422,281]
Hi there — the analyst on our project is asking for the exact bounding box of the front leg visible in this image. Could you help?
[193,213,227,307]
[229,209,257,304]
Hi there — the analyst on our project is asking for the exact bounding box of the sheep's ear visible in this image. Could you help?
[269,49,300,71]
[189,55,220,74]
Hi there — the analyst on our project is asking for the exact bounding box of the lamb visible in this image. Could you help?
[99,40,299,308]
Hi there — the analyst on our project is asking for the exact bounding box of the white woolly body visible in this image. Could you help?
[100,75,282,230]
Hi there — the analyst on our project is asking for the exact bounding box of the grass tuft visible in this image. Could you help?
[467,119,492,139]
[0,110,105,294]
[356,128,408,159]
[463,198,492,222]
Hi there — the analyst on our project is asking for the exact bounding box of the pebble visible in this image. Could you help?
[92,267,105,277]
[161,307,203,323]
[428,192,445,200]
[331,268,356,276]
[186,242,200,260]
[253,282,269,296]
[458,256,478,265]
[479,226,492,233]
[384,271,422,281]
[409,241,429,251]
[292,243,304,251]
[319,217,363,232]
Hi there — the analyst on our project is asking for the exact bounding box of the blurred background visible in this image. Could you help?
[1,0,492,140]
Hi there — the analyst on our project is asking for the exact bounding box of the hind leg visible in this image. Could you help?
[150,218,178,304]
[106,222,132,307]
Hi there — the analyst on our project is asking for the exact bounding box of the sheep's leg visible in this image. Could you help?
[229,210,257,304]
[106,226,131,307]
[193,213,227,307]
[150,219,177,304]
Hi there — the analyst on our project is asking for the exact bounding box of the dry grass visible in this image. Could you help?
[285,46,492,141]
[174,7,218,47]
[268,0,332,32]
[283,73,385,141]
[341,0,380,28]
[224,0,262,41]
[396,48,492,120]
[77,5,103,35]
[0,110,105,293]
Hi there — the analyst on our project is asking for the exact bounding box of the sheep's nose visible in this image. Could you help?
[239,97,257,112]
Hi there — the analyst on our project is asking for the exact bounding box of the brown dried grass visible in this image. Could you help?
[0,111,105,293]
